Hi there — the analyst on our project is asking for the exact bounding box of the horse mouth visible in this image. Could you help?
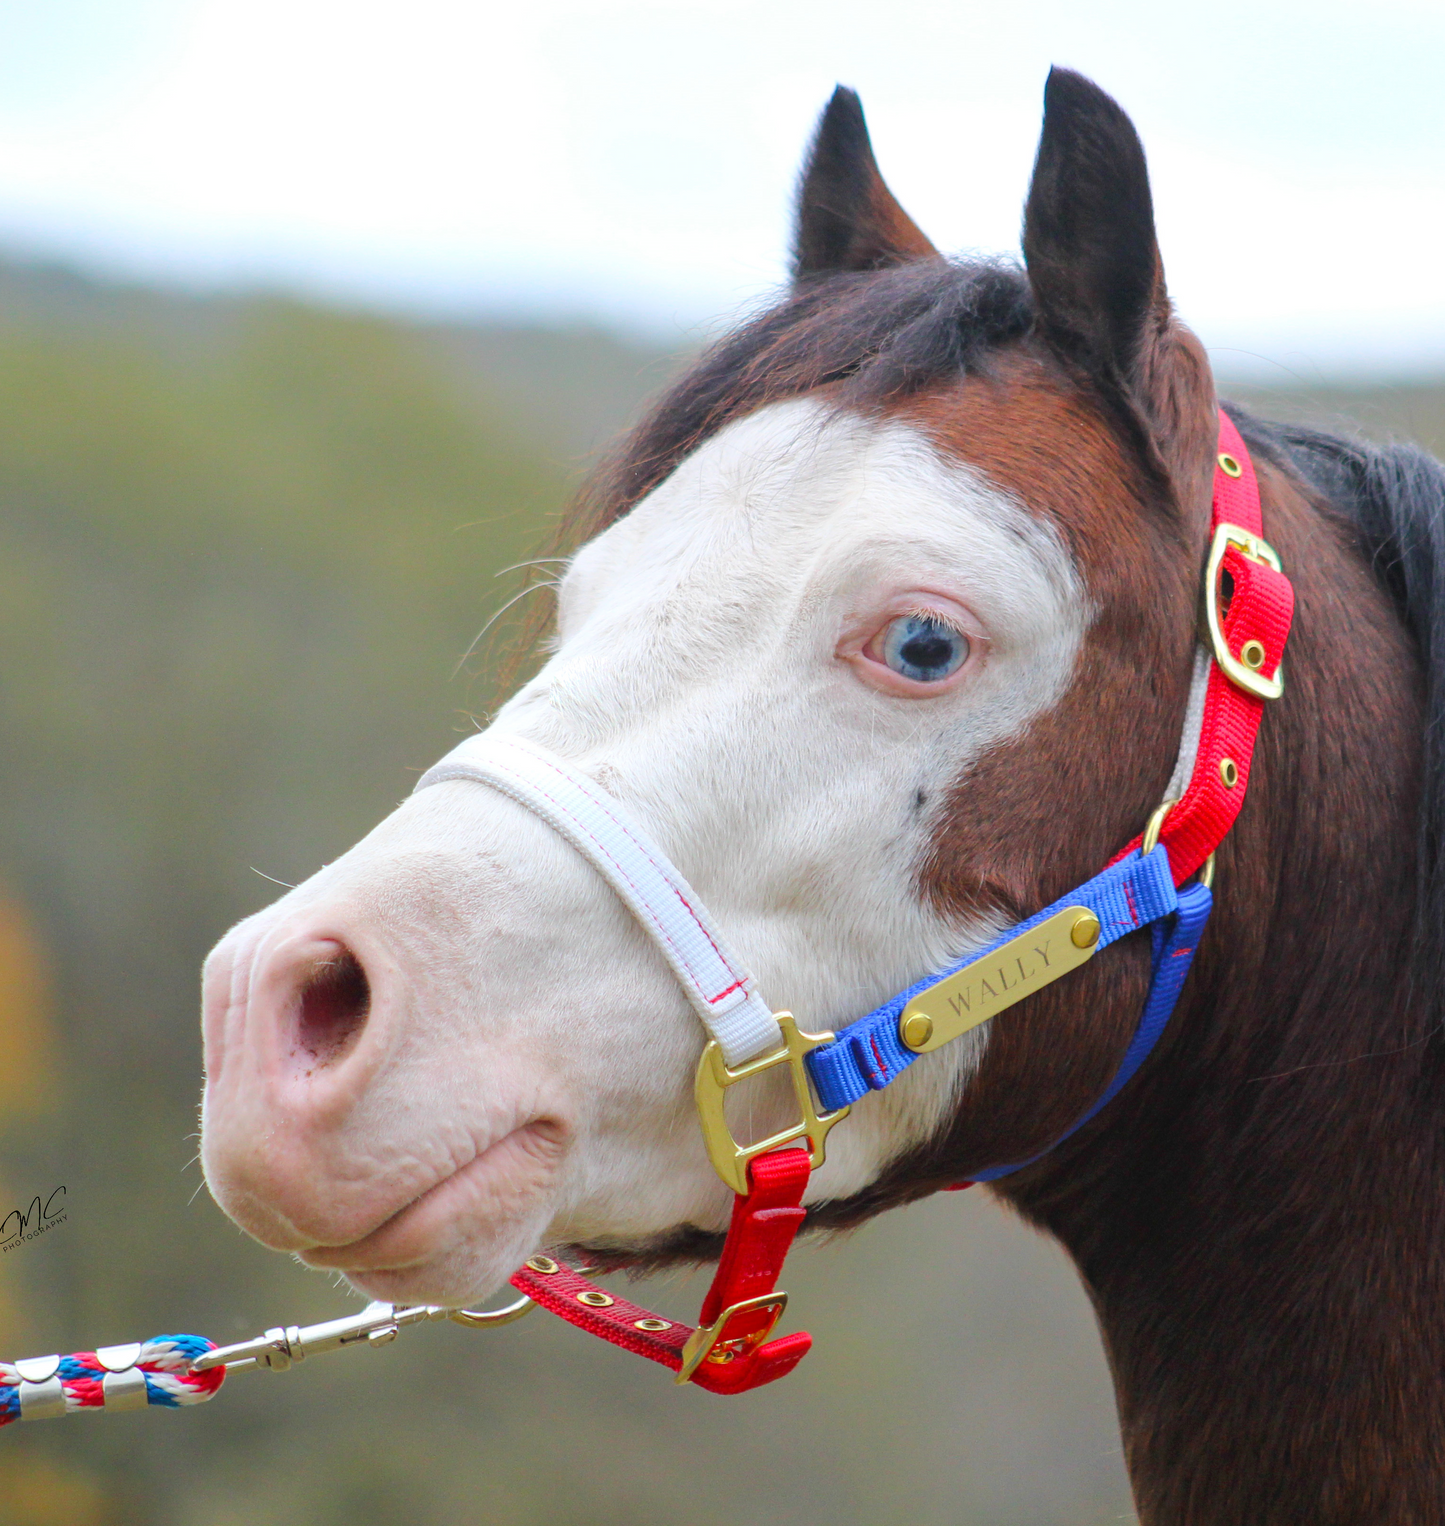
[297,1119,564,1280]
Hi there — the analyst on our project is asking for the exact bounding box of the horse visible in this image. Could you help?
[196,67,1445,1522]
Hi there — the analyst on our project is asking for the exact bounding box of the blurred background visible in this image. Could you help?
[0,3,1442,1523]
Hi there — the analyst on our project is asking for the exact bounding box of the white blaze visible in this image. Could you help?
[200,396,1089,1305]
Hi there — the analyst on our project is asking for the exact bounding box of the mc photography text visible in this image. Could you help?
[1,1186,67,1252]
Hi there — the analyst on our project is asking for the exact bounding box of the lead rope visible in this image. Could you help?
[0,1337,225,1424]
[0,1293,541,1425]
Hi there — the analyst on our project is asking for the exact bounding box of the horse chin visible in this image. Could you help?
[283,1124,569,1307]
[557,1221,729,1278]
[331,1219,554,1309]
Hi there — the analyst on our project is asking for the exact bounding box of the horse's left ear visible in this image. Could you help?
[793,87,938,282]
[1023,68,1165,384]
[1023,68,1214,492]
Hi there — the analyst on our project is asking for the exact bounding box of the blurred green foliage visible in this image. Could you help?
[3,260,1438,1525]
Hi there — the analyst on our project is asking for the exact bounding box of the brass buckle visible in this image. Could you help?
[675,1292,789,1384]
[1204,522,1284,701]
[694,1012,849,1196]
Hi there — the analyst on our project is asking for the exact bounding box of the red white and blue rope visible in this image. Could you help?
[0,1335,224,1425]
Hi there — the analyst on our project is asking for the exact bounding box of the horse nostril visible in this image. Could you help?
[294,946,371,1064]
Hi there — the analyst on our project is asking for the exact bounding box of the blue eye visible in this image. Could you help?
[881,615,969,683]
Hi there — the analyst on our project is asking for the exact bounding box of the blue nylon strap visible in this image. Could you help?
[969,878,1212,1181]
[806,847,1179,1112]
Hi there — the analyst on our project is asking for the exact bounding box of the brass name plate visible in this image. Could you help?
[898,905,1101,1054]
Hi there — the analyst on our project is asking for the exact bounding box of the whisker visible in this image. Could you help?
[493,557,570,579]
[452,582,557,679]
[250,867,297,889]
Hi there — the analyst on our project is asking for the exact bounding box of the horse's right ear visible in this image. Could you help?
[793,87,938,282]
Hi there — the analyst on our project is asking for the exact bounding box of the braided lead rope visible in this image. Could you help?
[0,1335,224,1424]
[0,1292,537,1427]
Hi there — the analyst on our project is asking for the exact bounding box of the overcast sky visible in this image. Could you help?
[0,0,1442,377]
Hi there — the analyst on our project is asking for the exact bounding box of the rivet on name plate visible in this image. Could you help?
[634,1318,672,1332]
[1218,453,1243,478]
[900,1012,934,1050]
[1241,639,1266,671]
[577,1291,614,1308]
[1219,757,1239,788]
[1070,911,1102,949]
[525,1256,560,1274]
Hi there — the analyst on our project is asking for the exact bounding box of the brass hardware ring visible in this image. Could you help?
[1204,522,1285,701]
[447,1294,537,1329]
[1142,796,1216,892]
[1141,799,1179,857]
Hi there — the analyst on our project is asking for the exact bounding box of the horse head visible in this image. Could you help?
[200,66,1445,1518]
[197,68,1219,1298]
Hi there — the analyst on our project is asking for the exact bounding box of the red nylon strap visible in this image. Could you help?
[1115,411,1295,884]
[510,1148,812,1394]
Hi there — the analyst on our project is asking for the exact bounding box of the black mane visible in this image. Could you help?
[1229,405,1445,985]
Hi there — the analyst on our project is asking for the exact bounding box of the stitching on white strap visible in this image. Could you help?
[415,736,781,1066]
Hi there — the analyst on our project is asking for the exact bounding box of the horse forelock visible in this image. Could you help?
[567,259,1036,546]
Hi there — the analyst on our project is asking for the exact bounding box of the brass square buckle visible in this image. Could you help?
[693,1012,850,1196]
[675,1292,789,1384]
[1204,521,1284,701]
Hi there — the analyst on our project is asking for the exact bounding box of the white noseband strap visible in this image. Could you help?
[414,735,782,1067]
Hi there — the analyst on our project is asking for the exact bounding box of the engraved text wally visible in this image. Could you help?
[898,907,1099,1053]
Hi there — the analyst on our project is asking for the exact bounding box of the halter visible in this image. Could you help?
[0,412,1295,1421]
[420,409,1296,1393]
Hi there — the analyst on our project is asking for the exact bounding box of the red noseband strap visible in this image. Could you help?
[509,1148,812,1395]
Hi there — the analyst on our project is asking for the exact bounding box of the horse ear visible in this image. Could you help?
[1023,69,1217,499]
[793,87,938,282]
[1022,68,1167,387]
